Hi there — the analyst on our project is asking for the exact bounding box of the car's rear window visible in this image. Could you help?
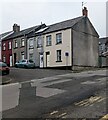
[0,62,7,67]
[29,60,34,63]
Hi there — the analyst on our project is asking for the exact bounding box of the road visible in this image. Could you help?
[1,68,108,119]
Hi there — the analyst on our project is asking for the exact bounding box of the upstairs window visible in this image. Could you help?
[3,43,6,50]
[29,38,34,48]
[15,40,18,48]
[56,33,62,44]
[21,38,25,47]
[37,36,42,48]
[46,35,51,46]
[8,41,12,50]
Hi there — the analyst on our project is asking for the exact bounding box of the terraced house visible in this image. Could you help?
[1,7,99,69]
[42,7,99,70]
[2,23,46,66]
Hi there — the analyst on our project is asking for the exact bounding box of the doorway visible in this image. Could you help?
[46,52,50,67]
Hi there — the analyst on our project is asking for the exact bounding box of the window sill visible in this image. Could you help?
[14,47,18,49]
[46,45,52,47]
[56,60,62,62]
[20,46,25,48]
[56,42,62,45]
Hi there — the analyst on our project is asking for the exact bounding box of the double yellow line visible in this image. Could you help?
[100,114,108,120]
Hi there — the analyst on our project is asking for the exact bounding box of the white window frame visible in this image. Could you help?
[57,50,62,62]
[8,41,12,50]
[21,52,24,60]
[29,38,34,48]
[37,36,42,48]
[3,55,6,62]
[29,53,33,60]
[46,35,51,46]
[3,43,6,50]
[15,40,18,48]
[21,38,25,47]
[56,33,62,44]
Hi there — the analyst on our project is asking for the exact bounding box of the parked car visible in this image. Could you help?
[15,59,35,68]
[0,62,10,75]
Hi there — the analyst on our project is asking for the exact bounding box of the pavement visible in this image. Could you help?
[1,69,108,119]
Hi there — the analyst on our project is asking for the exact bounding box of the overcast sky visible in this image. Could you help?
[0,0,107,38]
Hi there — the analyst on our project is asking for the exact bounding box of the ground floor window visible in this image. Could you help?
[3,55,6,62]
[29,53,33,60]
[56,50,62,62]
[21,52,24,60]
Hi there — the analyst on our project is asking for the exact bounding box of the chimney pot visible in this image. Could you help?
[13,24,20,32]
[82,7,88,17]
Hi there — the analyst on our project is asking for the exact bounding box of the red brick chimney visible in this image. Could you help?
[82,7,88,17]
[13,24,20,32]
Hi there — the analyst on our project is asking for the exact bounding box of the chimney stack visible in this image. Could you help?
[82,7,88,17]
[13,24,20,32]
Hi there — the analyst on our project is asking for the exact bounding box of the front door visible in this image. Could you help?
[46,52,50,67]
[14,53,17,65]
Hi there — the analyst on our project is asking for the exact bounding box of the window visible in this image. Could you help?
[3,43,6,50]
[21,38,25,47]
[8,42,12,50]
[15,40,18,48]
[56,50,62,62]
[21,52,24,60]
[46,35,51,46]
[37,36,42,48]
[29,39,34,48]
[56,33,62,44]
[29,53,33,60]
[3,55,6,62]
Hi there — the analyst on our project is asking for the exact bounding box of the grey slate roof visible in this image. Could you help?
[3,24,46,40]
[43,16,84,34]
[0,31,13,40]
[99,37,108,44]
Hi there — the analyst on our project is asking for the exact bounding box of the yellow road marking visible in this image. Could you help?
[50,110,58,115]
[58,113,67,117]
[100,114,108,120]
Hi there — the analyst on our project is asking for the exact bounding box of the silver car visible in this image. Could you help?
[15,59,35,68]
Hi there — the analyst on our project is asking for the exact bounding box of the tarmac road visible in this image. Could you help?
[2,69,107,119]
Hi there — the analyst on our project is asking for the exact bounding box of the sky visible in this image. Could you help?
[0,0,107,38]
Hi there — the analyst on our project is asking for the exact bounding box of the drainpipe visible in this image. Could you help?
[24,33,27,59]
[71,28,73,70]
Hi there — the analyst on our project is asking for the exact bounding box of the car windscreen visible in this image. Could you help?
[0,63,7,67]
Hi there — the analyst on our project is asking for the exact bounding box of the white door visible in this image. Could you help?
[10,56,12,67]
[40,55,43,68]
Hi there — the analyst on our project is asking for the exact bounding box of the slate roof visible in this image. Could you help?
[3,24,46,40]
[0,31,13,40]
[43,16,84,34]
[99,37,108,44]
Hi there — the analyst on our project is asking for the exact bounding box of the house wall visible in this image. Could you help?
[72,29,99,67]
[27,37,40,67]
[2,40,12,66]
[12,36,27,65]
[43,29,72,68]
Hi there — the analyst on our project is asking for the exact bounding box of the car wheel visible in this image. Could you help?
[24,65,28,69]
[15,65,18,68]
